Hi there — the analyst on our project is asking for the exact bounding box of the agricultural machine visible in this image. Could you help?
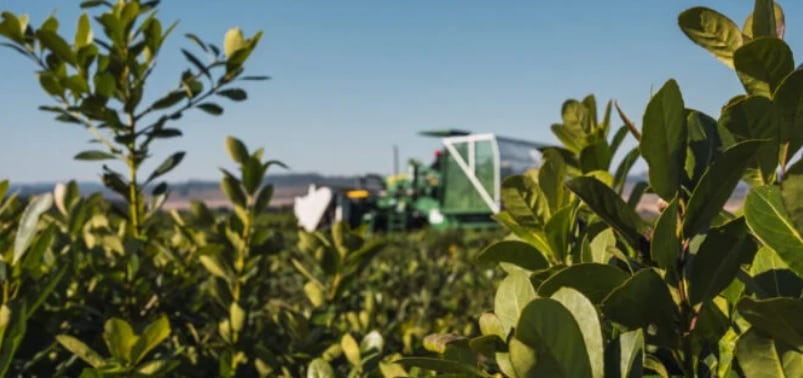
[293,131,545,232]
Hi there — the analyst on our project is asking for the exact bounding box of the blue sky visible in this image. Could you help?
[1,1,801,182]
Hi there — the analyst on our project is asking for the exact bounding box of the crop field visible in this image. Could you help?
[2,0,803,377]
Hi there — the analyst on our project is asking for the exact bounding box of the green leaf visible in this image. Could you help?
[74,150,116,161]
[538,263,628,304]
[613,148,640,194]
[136,360,180,376]
[601,269,680,347]
[678,7,743,68]
[685,110,722,186]
[718,96,779,183]
[103,318,137,363]
[545,205,575,262]
[737,297,803,351]
[551,288,605,378]
[217,88,247,101]
[690,218,757,305]
[781,159,803,235]
[579,141,612,173]
[566,176,648,248]
[199,255,232,280]
[253,185,273,212]
[14,193,53,266]
[749,246,803,298]
[750,0,778,39]
[476,240,549,271]
[74,13,92,48]
[151,90,185,110]
[0,303,27,376]
[736,328,802,378]
[500,175,549,228]
[494,271,536,332]
[242,156,266,195]
[683,140,763,236]
[539,149,569,212]
[307,358,336,378]
[197,102,223,115]
[131,315,170,364]
[514,298,594,378]
[744,2,785,39]
[651,198,680,270]
[80,1,112,9]
[36,29,75,64]
[745,185,803,277]
[56,334,104,368]
[734,38,794,98]
[181,48,210,80]
[774,69,803,156]
[224,136,249,164]
[146,152,185,183]
[640,79,686,200]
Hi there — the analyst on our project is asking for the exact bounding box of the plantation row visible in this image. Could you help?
[2,0,803,377]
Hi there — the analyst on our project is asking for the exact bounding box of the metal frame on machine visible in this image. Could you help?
[441,133,502,213]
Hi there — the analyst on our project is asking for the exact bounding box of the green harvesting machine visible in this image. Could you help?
[293,130,544,232]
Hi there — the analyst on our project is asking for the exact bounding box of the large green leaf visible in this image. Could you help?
[476,240,550,271]
[718,96,779,183]
[683,140,762,236]
[55,334,104,368]
[551,288,604,378]
[737,297,803,351]
[734,38,794,98]
[744,185,803,277]
[566,176,648,248]
[689,218,757,305]
[736,328,802,378]
[773,69,803,156]
[514,298,593,378]
[500,175,549,228]
[651,198,680,270]
[743,2,785,39]
[579,141,612,173]
[13,193,53,266]
[640,79,687,200]
[537,263,628,304]
[678,7,743,68]
[601,269,680,347]
[494,271,536,332]
[749,0,778,39]
[749,246,803,298]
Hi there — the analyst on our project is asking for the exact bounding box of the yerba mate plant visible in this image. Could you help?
[404,1,803,377]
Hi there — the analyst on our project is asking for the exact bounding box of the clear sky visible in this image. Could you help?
[1,1,801,183]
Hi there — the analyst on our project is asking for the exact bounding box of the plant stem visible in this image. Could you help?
[127,112,141,238]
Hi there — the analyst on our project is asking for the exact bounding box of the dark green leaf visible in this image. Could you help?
[80,1,112,9]
[550,288,604,378]
[184,33,207,52]
[774,69,803,156]
[579,141,612,173]
[217,88,247,101]
[604,329,644,378]
[689,218,757,305]
[221,175,246,208]
[224,136,248,164]
[651,198,680,270]
[738,297,803,351]
[750,0,777,39]
[146,152,185,183]
[514,298,593,378]
[685,110,721,186]
[734,38,794,98]
[613,148,640,194]
[566,176,649,248]
[744,185,803,277]
[601,269,680,347]
[181,48,210,79]
[197,102,223,115]
[683,140,763,236]
[640,79,686,200]
[397,358,486,377]
[151,90,185,110]
[781,159,803,235]
[253,184,273,212]
[545,205,575,262]
[537,263,628,304]
[476,240,549,271]
[74,150,116,161]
